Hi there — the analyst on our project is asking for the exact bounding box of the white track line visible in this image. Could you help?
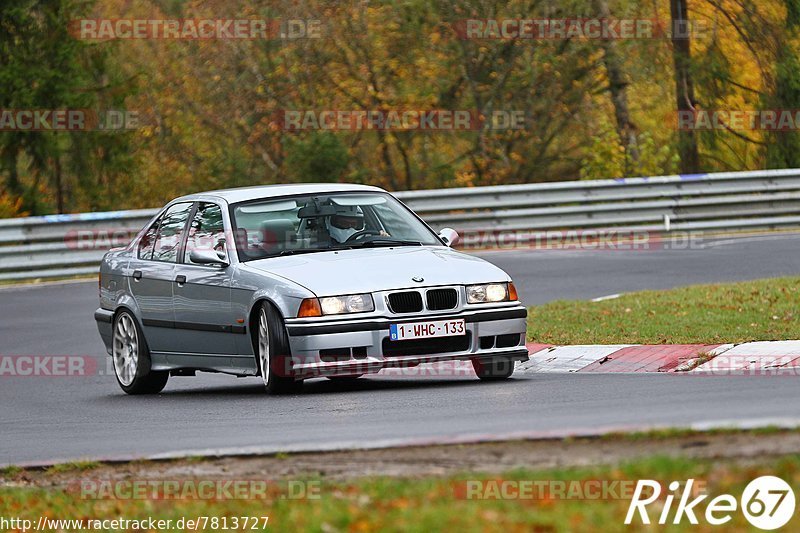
[590,293,622,302]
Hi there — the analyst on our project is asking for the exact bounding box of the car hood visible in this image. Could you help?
[244,246,510,296]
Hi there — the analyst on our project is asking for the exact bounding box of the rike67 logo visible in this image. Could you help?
[625,476,795,530]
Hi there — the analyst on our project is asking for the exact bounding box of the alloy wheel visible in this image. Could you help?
[113,313,139,386]
[258,308,271,386]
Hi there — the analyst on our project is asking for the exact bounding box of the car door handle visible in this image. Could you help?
[132,270,142,281]
[175,275,186,285]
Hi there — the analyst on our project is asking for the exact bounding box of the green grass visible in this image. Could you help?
[44,461,101,475]
[0,465,22,477]
[599,425,793,442]
[527,276,800,345]
[2,454,798,532]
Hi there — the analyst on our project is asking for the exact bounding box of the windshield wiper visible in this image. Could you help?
[351,238,423,248]
[275,245,353,257]
[276,249,324,257]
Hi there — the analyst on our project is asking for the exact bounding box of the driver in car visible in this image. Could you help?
[326,206,388,244]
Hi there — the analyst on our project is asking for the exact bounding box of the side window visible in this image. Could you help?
[152,202,193,263]
[137,218,160,260]
[185,202,227,264]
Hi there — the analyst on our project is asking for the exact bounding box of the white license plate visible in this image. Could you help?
[389,319,466,341]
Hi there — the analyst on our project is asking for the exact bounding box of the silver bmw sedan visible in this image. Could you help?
[94,184,529,394]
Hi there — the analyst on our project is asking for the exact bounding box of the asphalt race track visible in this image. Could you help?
[2,232,800,466]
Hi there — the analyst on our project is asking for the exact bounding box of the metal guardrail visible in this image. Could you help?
[2,168,800,281]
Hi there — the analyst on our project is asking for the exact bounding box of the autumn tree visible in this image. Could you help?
[0,0,134,214]
[670,0,701,173]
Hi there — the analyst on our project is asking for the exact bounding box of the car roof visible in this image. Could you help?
[172,183,387,205]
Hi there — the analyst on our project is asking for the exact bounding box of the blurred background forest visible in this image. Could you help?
[2,0,800,217]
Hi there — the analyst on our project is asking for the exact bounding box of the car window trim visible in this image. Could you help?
[137,215,161,261]
[361,205,384,233]
[180,201,230,267]
[177,202,199,265]
[146,201,194,265]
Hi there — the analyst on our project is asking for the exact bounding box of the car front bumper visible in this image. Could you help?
[284,305,528,379]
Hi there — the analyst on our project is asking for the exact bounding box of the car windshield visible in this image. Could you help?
[231,192,442,261]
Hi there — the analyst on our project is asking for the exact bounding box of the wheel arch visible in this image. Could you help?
[111,305,150,353]
[248,297,287,374]
[112,304,145,332]
[112,292,143,324]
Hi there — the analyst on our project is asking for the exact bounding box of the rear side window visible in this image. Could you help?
[152,202,193,263]
[137,219,159,260]
[185,202,227,264]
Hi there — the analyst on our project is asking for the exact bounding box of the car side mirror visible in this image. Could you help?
[438,228,459,247]
[189,249,229,267]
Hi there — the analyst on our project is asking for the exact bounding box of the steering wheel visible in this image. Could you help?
[344,229,383,243]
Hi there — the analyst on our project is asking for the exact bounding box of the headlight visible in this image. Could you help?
[466,282,517,304]
[319,293,374,315]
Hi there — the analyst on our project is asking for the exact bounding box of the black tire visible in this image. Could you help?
[255,302,303,394]
[112,310,169,395]
[472,356,515,381]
